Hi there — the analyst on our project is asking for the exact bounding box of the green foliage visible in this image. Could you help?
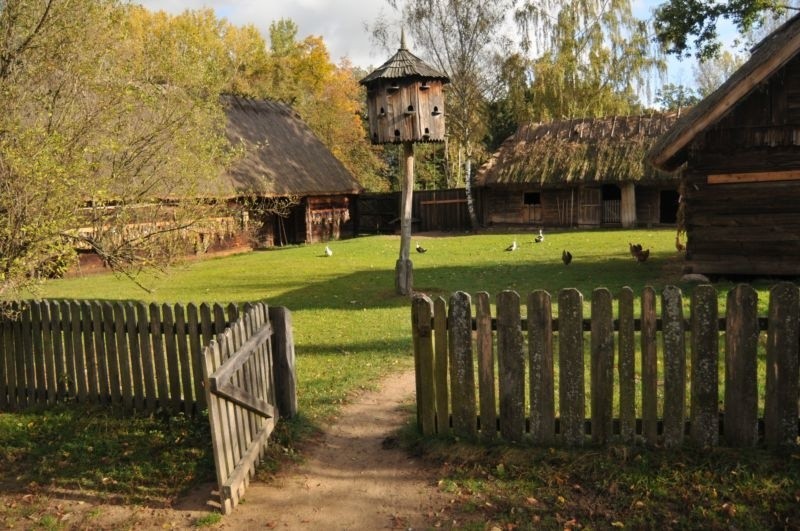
[653,0,787,59]
[655,83,701,111]
[694,51,746,97]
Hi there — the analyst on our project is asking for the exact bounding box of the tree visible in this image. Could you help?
[0,1,232,296]
[694,51,746,97]
[653,0,796,59]
[655,83,700,111]
[515,0,663,121]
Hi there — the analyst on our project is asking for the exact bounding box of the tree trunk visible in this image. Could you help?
[396,142,414,295]
[464,156,480,230]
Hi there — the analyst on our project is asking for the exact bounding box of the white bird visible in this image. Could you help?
[535,229,544,243]
[324,245,333,257]
[505,240,518,252]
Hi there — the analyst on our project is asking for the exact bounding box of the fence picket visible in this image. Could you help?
[475,292,496,440]
[40,302,58,405]
[149,303,170,409]
[125,303,144,412]
[528,290,554,445]
[591,288,614,444]
[30,302,46,404]
[162,304,182,413]
[102,302,122,407]
[21,304,36,406]
[433,297,449,435]
[59,301,75,401]
[50,302,67,402]
[1,317,13,409]
[617,287,635,442]
[662,286,686,447]
[641,287,658,444]
[413,295,436,436]
[497,290,524,442]
[91,301,110,404]
[174,304,194,416]
[448,291,476,438]
[81,302,98,403]
[765,282,800,447]
[187,303,206,411]
[13,304,27,408]
[69,301,86,404]
[558,288,584,446]
[690,285,719,447]
[138,302,157,412]
[725,285,759,446]
[113,303,132,412]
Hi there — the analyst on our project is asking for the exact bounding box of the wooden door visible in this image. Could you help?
[579,187,602,225]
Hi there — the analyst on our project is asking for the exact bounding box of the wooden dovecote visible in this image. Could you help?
[359,34,449,144]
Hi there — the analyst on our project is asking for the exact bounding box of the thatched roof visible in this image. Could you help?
[359,36,449,86]
[475,114,681,187]
[217,95,362,198]
[648,13,800,172]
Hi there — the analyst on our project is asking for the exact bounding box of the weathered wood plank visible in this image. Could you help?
[448,291,476,438]
[662,285,686,447]
[149,302,170,410]
[558,288,584,446]
[13,304,27,408]
[528,290,554,445]
[202,339,233,515]
[125,303,144,412]
[30,302,45,404]
[497,290,524,442]
[174,304,194,415]
[724,285,759,446]
[220,328,244,472]
[690,284,719,447]
[59,301,76,401]
[412,295,436,436]
[641,287,658,444]
[433,297,449,435]
[137,302,157,413]
[70,301,87,404]
[1,315,14,409]
[269,306,296,419]
[187,303,206,411]
[113,303,133,412]
[102,302,121,406]
[590,288,614,444]
[80,302,99,403]
[161,304,182,412]
[475,292,496,440]
[40,302,58,405]
[51,302,67,402]
[764,282,800,447]
[91,301,110,404]
[617,287,636,443]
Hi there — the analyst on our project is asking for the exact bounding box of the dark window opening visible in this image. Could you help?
[601,184,621,200]
[523,192,541,205]
[660,189,680,224]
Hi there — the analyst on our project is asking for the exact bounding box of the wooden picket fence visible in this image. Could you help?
[411,283,800,448]
[0,299,297,420]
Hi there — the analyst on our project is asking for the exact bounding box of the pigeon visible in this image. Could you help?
[562,249,572,265]
[534,229,544,243]
[416,242,427,253]
[324,245,333,257]
[505,240,518,251]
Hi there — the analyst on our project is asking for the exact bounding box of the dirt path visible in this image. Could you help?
[216,369,449,529]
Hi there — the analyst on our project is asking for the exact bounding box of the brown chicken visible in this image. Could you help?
[636,248,650,262]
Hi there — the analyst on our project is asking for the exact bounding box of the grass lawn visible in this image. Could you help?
[2,227,798,529]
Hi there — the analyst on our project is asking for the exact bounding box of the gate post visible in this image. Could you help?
[269,306,297,419]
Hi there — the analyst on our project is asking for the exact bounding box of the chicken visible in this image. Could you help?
[562,249,572,265]
[629,242,643,257]
[635,248,650,263]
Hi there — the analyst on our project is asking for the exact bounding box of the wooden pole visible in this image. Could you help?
[396,141,414,295]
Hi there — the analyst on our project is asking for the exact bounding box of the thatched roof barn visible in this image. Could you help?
[648,14,800,275]
[220,95,362,245]
[476,114,680,228]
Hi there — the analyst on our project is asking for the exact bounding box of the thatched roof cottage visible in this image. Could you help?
[475,114,680,228]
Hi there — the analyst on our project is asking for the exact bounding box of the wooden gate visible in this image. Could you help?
[203,303,277,514]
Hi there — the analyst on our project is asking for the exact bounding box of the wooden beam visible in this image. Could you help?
[708,170,800,184]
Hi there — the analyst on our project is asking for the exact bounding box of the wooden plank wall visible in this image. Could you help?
[412,283,800,447]
[0,300,240,416]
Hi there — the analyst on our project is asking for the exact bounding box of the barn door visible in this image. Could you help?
[579,187,602,225]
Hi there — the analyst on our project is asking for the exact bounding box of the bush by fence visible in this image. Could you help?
[411,284,799,448]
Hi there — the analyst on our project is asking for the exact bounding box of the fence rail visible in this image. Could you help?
[411,284,800,448]
[0,299,297,419]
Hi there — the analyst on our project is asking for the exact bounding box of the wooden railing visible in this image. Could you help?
[0,300,297,420]
[411,284,799,447]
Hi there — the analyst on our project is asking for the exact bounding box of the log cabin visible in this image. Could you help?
[221,95,362,246]
[648,14,800,276]
[475,114,680,229]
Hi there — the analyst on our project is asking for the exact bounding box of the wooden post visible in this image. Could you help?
[395,142,414,295]
[725,285,759,446]
[433,297,449,435]
[690,284,719,447]
[558,288,584,446]
[764,282,799,447]
[620,182,637,228]
[662,285,686,447]
[497,290,524,442]
[269,306,298,419]
[528,290,555,445]
[448,291,476,438]
[591,288,614,444]
[412,295,436,435]
[641,287,658,444]
[617,287,636,442]
[475,292,496,440]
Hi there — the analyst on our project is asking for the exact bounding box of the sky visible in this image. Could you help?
[136,0,727,93]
